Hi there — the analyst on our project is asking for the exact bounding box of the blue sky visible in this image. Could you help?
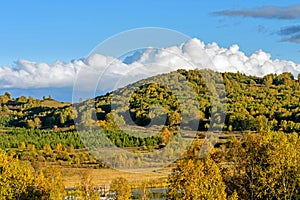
[1,0,300,101]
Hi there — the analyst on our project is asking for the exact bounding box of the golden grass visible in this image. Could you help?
[41,99,71,108]
[60,167,169,188]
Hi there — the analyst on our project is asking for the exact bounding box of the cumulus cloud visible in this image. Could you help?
[213,4,300,20]
[0,59,82,89]
[1,38,300,95]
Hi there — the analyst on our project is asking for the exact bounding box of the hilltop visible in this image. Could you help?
[1,69,300,134]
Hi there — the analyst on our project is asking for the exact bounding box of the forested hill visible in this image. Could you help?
[1,69,300,133]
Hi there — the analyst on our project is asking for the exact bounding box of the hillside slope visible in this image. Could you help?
[0,69,300,133]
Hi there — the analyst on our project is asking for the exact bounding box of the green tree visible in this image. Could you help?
[4,92,11,99]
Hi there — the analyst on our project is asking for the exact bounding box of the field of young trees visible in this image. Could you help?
[0,69,299,199]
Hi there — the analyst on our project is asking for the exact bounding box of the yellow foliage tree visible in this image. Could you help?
[159,127,172,145]
[43,166,66,200]
[0,150,34,200]
[110,177,131,200]
[167,155,227,200]
[226,131,300,199]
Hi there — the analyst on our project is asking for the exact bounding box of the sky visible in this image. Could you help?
[1,0,300,101]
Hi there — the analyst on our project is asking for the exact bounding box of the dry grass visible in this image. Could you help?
[41,99,71,108]
[60,167,169,188]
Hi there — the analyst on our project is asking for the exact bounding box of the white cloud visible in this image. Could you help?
[0,59,82,89]
[1,38,300,93]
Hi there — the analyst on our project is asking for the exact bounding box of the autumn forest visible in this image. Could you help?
[0,69,299,199]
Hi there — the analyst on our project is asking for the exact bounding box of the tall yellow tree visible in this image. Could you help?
[110,177,131,200]
[226,131,300,199]
[76,169,99,200]
[43,166,66,200]
[0,150,34,200]
[167,155,227,200]
[137,181,150,200]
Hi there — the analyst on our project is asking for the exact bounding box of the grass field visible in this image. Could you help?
[60,167,169,188]
[35,131,245,188]
[40,99,71,108]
